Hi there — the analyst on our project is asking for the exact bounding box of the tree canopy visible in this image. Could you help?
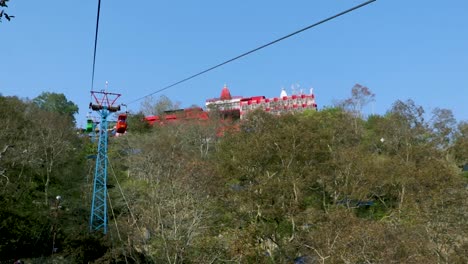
[32,92,79,122]
[0,87,467,263]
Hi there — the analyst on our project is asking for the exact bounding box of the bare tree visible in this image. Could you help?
[27,111,75,205]
[114,124,218,263]
[339,84,375,117]
[140,95,179,116]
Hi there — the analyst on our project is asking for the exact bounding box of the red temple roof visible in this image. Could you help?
[220,84,232,100]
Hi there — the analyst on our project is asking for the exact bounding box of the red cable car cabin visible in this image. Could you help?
[116,114,128,133]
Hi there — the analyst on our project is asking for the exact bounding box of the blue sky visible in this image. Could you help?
[1,0,467,127]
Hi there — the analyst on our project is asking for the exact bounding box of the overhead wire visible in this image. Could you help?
[109,148,156,262]
[126,0,376,105]
[87,5,131,260]
[90,0,102,91]
[109,161,141,233]
[86,0,375,250]
[108,191,129,264]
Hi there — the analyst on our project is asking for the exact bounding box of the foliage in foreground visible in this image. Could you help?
[112,100,467,263]
[0,91,467,263]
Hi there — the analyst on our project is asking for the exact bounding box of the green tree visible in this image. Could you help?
[109,121,223,263]
[336,84,375,134]
[126,111,152,134]
[430,108,457,160]
[213,101,467,263]
[452,121,468,166]
[26,110,77,205]
[2,86,461,262]
[32,92,79,122]
[0,95,93,261]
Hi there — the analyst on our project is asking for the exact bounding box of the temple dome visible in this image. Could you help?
[280,88,288,98]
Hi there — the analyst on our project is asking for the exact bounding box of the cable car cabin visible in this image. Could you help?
[116,114,128,133]
[86,119,94,133]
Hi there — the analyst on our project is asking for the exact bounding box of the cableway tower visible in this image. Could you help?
[89,90,122,234]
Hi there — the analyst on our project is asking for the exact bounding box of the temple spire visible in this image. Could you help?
[220,84,232,100]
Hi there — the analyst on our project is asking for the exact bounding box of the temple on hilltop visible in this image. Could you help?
[205,84,317,119]
[205,84,244,119]
[145,84,317,125]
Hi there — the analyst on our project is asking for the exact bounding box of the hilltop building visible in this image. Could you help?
[205,84,317,119]
[145,84,317,124]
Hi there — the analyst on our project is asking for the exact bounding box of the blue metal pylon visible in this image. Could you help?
[89,90,121,234]
[90,108,109,233]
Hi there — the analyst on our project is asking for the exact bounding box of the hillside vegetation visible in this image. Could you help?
[0,91,467,263]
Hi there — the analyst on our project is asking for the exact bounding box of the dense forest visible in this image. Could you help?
[0,88,467,263]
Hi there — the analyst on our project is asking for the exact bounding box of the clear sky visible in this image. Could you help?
[1,0,467,127]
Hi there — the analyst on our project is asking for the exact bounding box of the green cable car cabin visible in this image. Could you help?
[86,119,94,133]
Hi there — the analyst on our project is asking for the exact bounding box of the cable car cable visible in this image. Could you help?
[107,192,129,264]
[90,0,102,91]
[126,0,376,105]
